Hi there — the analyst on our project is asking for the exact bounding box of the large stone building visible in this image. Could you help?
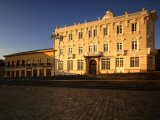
[4,48,54,78]
[54,9,158,75]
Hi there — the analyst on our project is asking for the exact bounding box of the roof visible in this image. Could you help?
[3,48,55,57]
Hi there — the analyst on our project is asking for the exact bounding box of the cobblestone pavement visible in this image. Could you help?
[0,86,159,120]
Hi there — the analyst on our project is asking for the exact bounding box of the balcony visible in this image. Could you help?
[147,48,157,55]
[84,52,103,57]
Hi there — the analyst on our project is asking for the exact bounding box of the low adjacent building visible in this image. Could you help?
[4,48,55,78]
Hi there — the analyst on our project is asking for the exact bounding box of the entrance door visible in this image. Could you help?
[89,59,97,74]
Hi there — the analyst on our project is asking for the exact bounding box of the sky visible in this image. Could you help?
[0,0,160,59]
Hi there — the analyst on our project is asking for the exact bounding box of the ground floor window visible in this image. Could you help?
[101,58,110,70]
[116,58,123,67]
[21,70,25,77]
[67,60,73,70]
[46,69,51,76]
[16,71,19,77]
[7,71,10,77]
[77,60,84,70]
[130,57,139,67]
[40,69,44,77]
[58,61,63,70]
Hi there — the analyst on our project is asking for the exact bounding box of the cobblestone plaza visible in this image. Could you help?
[0,86,159,120]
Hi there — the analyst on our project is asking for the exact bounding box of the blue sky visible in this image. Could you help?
[0,0,160,59]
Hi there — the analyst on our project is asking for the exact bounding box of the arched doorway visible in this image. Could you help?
[89,59,97,74]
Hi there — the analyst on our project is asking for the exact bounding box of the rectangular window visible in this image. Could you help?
[132,41,137,50]
[89,30,92,38]
[101,58,110,70]
[116,58,123,67]
[78,46,83,55]
[59,35,63,41]
[93,30,97,37]
[58,61,63,70]
[93,45,97,52]
[117,25,122,34]
[67,60,73,70]
[103,27,108,36]
[78,32,83,39]
[59,48,63,55]
[130,57,139,67]
[77,60,83,70]
[117,42,123,51]
[68,47,73,54]
[131,23,137,32]
[69,33,73,40]
[104,43,109,52]
[89,45,92,52]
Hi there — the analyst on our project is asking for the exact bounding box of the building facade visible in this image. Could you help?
[4,48,55,78]
[0,59,5,78]
[54,9,158,75]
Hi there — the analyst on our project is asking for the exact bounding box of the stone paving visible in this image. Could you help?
[0,85,159,120]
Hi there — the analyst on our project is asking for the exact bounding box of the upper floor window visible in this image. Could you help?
[130,57,139,67]
[132,40,138,50]
[93,45,98,52]
[103,27,108,36]
[89,45,92,52]
[117,25,122,34]
[117,42,123,51]
[78,46,83,55]
[68,47,73,54]
[59,35,64,41]
[59,48,63,55]
[88,30,92,38]
[47,58,50,63]
[104,43,109,52]
[78,32,83,39]
[93,30,97,37]
[68,33,73,40]
[131,23,137,32]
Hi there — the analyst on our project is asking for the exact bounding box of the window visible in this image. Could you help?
[93,30,97,37]
[59,35,63,41]
[77,60,83,70]
[101,58,110,70]
[130,57,139,67]
[69,33,73,40]
[89,45,92,52]
[93,45,97,52]
[89,30,92,38]
[68,47,73,54]
[78,32,83,39]
[103,27,108,36]
[132,41,138,50]
[58,61,63,70]
[104,43,109,52]
[78,46,83,55]
[47,58,50,63]
[59,48,63,55]
[67,60,73,70]
[117,42,123,51]
[148,57,153,68]
[131,23,137,32]
[116,58,123,67]
[117,25,122,34]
